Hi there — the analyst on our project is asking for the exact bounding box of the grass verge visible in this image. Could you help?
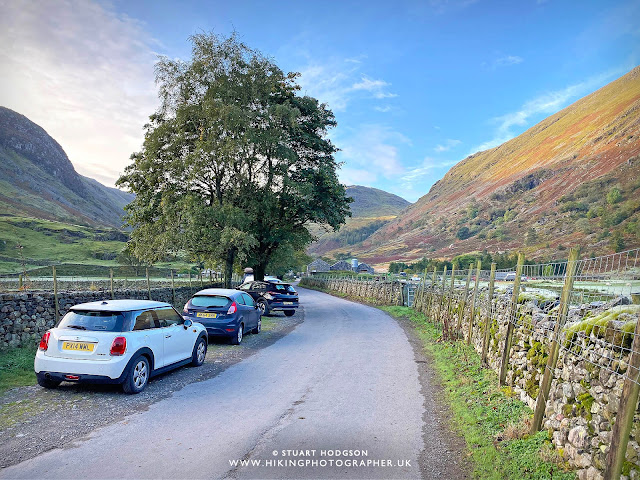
[380,305,576,480]
[0,344,37,394]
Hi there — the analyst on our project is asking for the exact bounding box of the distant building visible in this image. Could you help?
[307,258,331,274]
[356,262,374,274]
[330,260,353,271]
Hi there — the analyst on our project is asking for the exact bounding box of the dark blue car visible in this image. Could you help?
[182,289,261,345]
[237,281,299,316]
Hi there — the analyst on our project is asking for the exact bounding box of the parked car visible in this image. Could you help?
[183,288,261,345]
[34,300,207,394]
[237,281,299,316]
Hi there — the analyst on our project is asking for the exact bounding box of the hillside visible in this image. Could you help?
[0,107,133,228]
[340,66,640,266]
[306,185,410,257]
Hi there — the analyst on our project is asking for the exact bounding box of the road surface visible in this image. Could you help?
[1,287,465,479]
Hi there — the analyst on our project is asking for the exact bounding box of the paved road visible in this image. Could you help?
[1,288,463,479]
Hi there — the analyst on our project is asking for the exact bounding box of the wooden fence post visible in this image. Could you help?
[188,271,192,295]
[52,266,59,324]
[604,313,640,480]
[437,266,448,321]
[455,264,474,336]
[146,267,152,300]
[499,252,525,386]
[531,248,579,432]
[171,269,176,307]
[110,268,114,299]
[429,267,437,317]
[447,264,456,321]
[467,260,482,345]
[481,263,497,364]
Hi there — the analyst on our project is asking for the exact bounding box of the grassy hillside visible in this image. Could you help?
[0,216,128,274]
[342,66,640,266]
[307,186,410,257]
[0,107,133,228]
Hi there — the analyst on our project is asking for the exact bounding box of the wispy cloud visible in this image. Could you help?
[336,124,409,185]
[469,69,621,154]
[0,0,160,188]
[434,139,461,152]
[297,61,397,112]
[482,53,524,70]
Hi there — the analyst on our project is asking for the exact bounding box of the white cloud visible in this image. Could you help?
[469,69,620,154]
[336,124,410,184]
[297,62,397,112]
[0,0,159,187]
[374,106,392,113]
[434,139,461,152]
[493,55,523,68]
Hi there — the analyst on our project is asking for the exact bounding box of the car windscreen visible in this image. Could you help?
[58,310,126,332]
[190,295,231,307]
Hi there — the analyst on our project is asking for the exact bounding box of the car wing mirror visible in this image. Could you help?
[183,319,193,329]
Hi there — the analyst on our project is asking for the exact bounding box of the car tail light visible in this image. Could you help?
[110,336,127,356]
[183,304,188,313]
[38,331,50,351]
[227,302,237,315]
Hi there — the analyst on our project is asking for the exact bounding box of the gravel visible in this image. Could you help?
[0,309,304,469]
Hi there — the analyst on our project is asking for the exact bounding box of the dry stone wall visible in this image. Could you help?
[0,284,219,349]
[302,276,640,480]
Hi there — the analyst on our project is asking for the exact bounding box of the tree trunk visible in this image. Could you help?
[254,261,267,281]
[224,247,237,288]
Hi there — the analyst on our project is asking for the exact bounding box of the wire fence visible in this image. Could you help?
[301,247,640,478]
[0,266,243,294]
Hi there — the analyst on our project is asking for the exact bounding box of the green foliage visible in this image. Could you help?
[563,306,640,348]
[456,226,471,240]
[607,187,622,205]
[117,32,350,285]
[610,231,625,253]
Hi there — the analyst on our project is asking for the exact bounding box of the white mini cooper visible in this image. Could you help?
[35,299,208,394]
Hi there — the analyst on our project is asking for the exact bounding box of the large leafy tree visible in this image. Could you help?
[118,33,350,285]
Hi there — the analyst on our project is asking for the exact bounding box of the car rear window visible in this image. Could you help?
[190,295,230,307]
[270,284,296,293]
[58,310,125,332]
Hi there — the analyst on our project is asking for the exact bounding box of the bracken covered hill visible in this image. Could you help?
[339,66,640,266]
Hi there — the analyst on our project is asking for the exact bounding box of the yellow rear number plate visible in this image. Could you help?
[62,342,94,352]
[196,312,217,318]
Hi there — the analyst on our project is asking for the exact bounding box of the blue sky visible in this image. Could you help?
[0,0,638,201]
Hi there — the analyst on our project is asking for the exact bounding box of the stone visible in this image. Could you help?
[585,466,603,480]
[569,426,590,449]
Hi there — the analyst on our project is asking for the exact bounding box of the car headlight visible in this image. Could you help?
[263,293,273,300]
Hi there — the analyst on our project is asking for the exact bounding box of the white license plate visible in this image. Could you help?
[283,302,293,305]
[62,342,94,352]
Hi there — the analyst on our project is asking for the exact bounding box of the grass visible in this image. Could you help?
[380,305,576,480]
[0,343,38,394]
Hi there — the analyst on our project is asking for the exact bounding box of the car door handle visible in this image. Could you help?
[165,335,172,338]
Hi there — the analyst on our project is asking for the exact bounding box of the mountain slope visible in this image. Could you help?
[307,185,410,257]
[347,66,640,265]
[0,107,133,228]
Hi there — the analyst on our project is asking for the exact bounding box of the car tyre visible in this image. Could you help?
[284,310,295,317]
[252,318,261,334]
[191,336,207,366]
[122,355,150,394]
[37,376,61,389]
[256,299,270,316]
[230,324,243,345]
